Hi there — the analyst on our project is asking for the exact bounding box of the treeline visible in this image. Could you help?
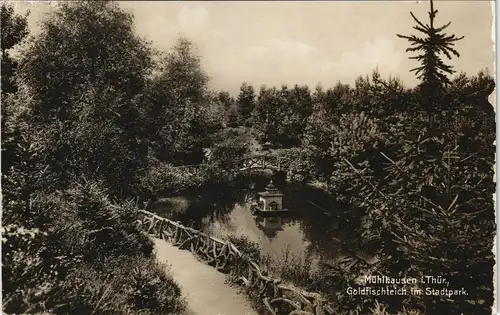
[223,70,493,149]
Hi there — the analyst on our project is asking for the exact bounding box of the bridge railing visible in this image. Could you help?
[137,210,336,315]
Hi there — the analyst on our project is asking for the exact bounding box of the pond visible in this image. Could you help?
[149,174,351,269]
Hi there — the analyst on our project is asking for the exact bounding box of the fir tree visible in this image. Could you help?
[397,0,463,104]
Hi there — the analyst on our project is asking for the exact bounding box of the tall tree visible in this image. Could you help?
[217,90,234,112]
[278,84,312,147]
[155,37,209,105]
[14,1,153,197]
[216,90,237,126]
[236,82,256,126]
[311,84,326,105]
[324,82,353,115]
[397,0,463,104]
[252,85,281,144]
[146,37,220,165]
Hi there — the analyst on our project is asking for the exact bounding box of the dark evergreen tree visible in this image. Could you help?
[236,82,256,126]
[397,0,463,106]
[215,90,236,126]
[325,82,353,115]
[217,90,234,113]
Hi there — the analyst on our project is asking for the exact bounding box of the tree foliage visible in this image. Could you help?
[145,37,222,165]
[237,82,256,126]
[328,112,495,314]
[13,1,153,197]
[253,68,494,315]
[251,84,313,147]
[1,2,29,94]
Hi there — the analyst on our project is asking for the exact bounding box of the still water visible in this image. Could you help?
[151,178,348,267]
[204,203,324,262]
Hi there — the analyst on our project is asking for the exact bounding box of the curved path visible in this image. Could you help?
[153,238,258,315]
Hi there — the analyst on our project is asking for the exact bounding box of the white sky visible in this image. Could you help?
[12,1,495,95]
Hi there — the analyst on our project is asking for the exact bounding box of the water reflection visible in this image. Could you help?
[205,204,311,259]
[254,216,283,240]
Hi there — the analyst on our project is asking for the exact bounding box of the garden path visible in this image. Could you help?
[153,238,258,315]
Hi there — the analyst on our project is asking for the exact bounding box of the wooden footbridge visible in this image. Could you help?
[239,155,286,172]
[182,155,292,173]
[238,153,310,182]
[167,152,305,182]
[137,210,336,315]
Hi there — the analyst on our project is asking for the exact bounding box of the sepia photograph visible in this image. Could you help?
[1,1,496,314]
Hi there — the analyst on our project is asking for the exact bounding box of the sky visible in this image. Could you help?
[12,1,496,96]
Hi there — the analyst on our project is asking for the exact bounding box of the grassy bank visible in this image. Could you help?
[222,235,337,313]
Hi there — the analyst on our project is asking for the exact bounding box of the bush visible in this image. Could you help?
[2,181,186,314]
[139,160,206,198]
[1,130,183,314]
[227,235,261,262]
[52,256,186,315]
[4,255,186,315]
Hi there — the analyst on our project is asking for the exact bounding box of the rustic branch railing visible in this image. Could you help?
[239,156,285,172]
[174,155,304,180]
[137,210,336,315]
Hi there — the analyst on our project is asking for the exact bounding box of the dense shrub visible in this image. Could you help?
[4,252,185,315]
[54,257,185,315]
[226,235,261,262]
[2,175,187,314]
[208,128,252,172]
[139,160,206,197]
[303,110,386,193]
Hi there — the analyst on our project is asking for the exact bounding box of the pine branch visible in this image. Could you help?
[342,158,385,197]
[435,21,451,32]
[410,12,429,31]
[413,25,430,34]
